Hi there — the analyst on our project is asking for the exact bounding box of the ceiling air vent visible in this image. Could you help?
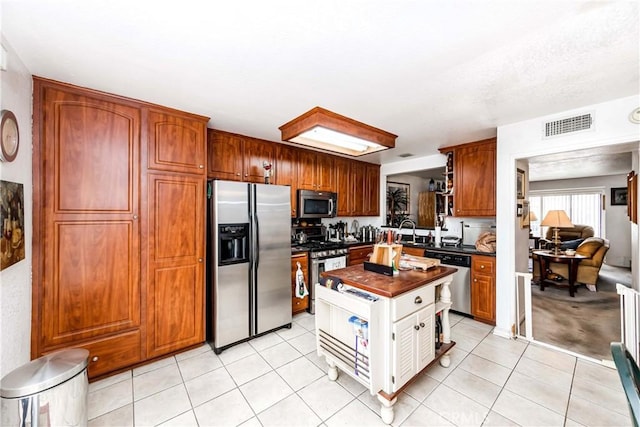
[544,113,593,138]
[397,153,414,158]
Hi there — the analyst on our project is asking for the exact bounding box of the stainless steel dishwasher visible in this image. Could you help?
[424,250,472,316]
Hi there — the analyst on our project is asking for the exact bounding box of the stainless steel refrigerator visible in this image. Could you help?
[209,180,292,353]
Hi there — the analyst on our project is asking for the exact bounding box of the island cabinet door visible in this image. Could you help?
[391,305,435,392]
[392,314,417,390]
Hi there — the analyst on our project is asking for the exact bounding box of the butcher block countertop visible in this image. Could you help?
[321,264,457,298]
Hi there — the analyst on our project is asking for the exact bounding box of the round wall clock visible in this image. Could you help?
[1,110,19,162]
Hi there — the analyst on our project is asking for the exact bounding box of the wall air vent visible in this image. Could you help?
[543,113,593,138]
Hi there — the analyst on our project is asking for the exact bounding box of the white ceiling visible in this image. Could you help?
[2,1,639,173]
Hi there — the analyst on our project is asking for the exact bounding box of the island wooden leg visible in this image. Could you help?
[439,279,452,368]
[327,360,339,381]
[377,394,397,425]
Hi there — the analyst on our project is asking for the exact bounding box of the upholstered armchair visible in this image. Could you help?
[539,224,595,250]
[532,237,610,291]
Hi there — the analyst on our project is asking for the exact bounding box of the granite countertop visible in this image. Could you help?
[321,264,458,298]
[291,241,496,256]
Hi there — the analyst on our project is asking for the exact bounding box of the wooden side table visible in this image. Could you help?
[533,250,587,297]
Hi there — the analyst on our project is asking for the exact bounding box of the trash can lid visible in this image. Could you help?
[1,348,89,398]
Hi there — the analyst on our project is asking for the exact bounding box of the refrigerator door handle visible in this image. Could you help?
[255,215,260,270]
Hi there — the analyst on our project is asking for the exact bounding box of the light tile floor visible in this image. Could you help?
[88,312,631,426]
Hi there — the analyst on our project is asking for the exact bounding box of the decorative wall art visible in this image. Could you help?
[611,187,628,206]
[1,180,25,270]
[386,181,410,227]
[516,168,526,199]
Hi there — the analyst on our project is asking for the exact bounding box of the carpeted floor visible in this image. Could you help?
[530,263,632,361]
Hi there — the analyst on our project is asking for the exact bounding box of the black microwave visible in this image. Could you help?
[297,190,337,219]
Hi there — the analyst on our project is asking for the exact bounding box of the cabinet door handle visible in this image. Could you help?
[474,278,477,282]
[199,164,204,169]
[92,356,99,362]
[480,265,485,269]
[414,296,422,304]
[236,172,241,176]
[414,325,420,331]
[133,215,138,220]
[198,258,203,263]
[419,322,425,328]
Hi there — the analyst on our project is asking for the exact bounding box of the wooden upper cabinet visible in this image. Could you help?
[441,138,496,217]
[147,109,207,175]
[146,174,205,357]
[296,150,335,191]
[296,149,317,190]
[335,159,379,217]
[364,163,380,216]
[34,79,142,357]
[316,153,335,191]
[208,129,243,180]
[207,128,380,217]
[275,144,298,217]
[335,157,354,216]
[208,130,276,183]
[244,137,275,183]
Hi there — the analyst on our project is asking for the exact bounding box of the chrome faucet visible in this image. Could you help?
[398,219,417,243]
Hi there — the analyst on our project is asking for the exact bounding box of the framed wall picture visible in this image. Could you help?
[1,180,25,270]
[516,168,526,199]
[386,181,410,227]
[611,187,628,206]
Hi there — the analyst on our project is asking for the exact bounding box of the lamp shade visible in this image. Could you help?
[540,210,573,228]
[529,211,538,222]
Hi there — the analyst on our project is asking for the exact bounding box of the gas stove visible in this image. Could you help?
[294,241,349,258]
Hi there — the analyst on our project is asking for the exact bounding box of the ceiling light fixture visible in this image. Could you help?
[279,106,396,157]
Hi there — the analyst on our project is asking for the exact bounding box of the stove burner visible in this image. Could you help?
[293,240,349,258]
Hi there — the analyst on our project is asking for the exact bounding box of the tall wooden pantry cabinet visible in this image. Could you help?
[31,77,209,379]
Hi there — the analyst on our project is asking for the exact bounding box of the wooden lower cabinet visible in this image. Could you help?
[146,174,205,358]
[471,255,496,324]
[79,331,142,379]
[32,77,208,379]
[291,253,310,314]
[348,245,373,266]
[402,246,425,257]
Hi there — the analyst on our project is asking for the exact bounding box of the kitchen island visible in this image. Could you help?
[316,264,457,424]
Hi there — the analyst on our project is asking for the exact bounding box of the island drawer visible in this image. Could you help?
[391,286,434,321]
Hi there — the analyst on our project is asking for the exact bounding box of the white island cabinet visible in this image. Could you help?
[315,264,457,424]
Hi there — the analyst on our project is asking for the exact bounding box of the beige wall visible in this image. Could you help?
[0,36,33,378]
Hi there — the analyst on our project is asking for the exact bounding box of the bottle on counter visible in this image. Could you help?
[435,313,443,349]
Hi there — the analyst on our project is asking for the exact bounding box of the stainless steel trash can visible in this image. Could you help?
[1,348,89,427]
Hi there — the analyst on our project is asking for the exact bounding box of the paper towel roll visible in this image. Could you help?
[434,226,442,247]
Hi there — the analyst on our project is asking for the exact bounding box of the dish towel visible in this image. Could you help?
[295,262,309,298]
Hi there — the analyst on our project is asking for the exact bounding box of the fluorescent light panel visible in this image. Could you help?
[293,126,382,152]
[279,106,397,157]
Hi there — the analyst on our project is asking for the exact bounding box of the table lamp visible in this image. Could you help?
[540,210,573,255]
